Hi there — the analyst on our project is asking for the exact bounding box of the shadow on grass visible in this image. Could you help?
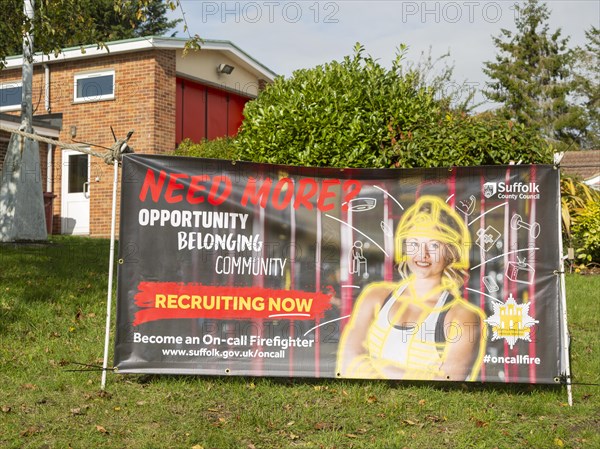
[122,372,565,397]
[0,237,111,334]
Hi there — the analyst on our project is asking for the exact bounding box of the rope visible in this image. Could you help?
[0,124,133,164]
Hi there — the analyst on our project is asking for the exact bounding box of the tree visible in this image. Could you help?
[0,0,181,63]
[234,44,551,169]
[76,0,181,45]
[571,27,600,149]
[483,0,582,148]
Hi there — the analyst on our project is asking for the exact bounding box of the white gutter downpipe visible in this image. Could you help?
[46,143,53,192]
[44,63,53,193]
[44,63,50,113]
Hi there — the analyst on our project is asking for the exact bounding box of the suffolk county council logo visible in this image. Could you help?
[483,182,497,198]
[484,294,539,349]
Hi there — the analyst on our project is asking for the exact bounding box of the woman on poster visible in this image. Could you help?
[337,196,487,381]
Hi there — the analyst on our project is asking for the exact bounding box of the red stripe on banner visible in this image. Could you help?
[529,166,538,382]
[383,191,394,282]
[133,282,334,326]
[314,211,322,377]
[503,167,513,383]
[479,171,486,382]
[449,168,456,208]
[255,204,265,374]
[341,205,353,323]
[289,192,297,376]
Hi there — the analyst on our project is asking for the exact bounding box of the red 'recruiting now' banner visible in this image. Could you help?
[133,282,333,325]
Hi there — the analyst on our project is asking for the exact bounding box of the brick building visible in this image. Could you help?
[0,36,276,237]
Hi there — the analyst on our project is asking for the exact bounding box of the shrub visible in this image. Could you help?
[235,43,553,168]
[388,112,552,168]
[175,137,238,160]
[561,176,600,265]
[571,200,600,264]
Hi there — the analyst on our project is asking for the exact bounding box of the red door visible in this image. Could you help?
[176,78,250,145]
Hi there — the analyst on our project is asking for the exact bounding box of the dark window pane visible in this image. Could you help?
[1,84,22,108]
[68,154,88,193]
[76,74,113,100]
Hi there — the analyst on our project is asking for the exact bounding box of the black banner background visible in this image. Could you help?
[115,155,563,384]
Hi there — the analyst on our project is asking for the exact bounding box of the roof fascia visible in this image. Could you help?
[4,36,277,82]
[0,117,60,138]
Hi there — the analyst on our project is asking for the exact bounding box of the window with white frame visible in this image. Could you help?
[0,81,23,112]
[74,70,115,103]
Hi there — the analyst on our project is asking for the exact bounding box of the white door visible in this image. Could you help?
[61,150,90,235]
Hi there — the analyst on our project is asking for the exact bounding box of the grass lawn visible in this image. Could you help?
[1,236,598,449]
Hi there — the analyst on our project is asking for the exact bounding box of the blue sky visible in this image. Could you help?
[169,1,599,111]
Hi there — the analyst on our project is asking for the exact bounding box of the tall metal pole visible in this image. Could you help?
[556,167,573,406]
[101,159,119,391]
[22,0,34,132]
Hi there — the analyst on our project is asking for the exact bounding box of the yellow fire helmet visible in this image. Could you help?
[394,195,471,270]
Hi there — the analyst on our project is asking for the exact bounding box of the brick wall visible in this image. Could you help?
[1,50,177,237]
[0,133,9,171]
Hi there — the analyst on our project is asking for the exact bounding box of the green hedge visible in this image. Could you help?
[234,44,552,168]
[175,137,238,160]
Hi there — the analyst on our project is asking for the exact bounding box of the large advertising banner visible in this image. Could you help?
[115,155,565,384]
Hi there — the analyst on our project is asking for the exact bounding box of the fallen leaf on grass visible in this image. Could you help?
[425,415,445,423]
[97,391,112,399]
[95,425,108,434]
[475,420,489,428]
[345,433,358,438]
[191,445,204,449]
[403,419,418,426]
[554,438,564,447]
[2,405,12,413]
[22,383,37,390]
[418,399,426,406]
[366,395,377,403]
[20,426,40,437]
